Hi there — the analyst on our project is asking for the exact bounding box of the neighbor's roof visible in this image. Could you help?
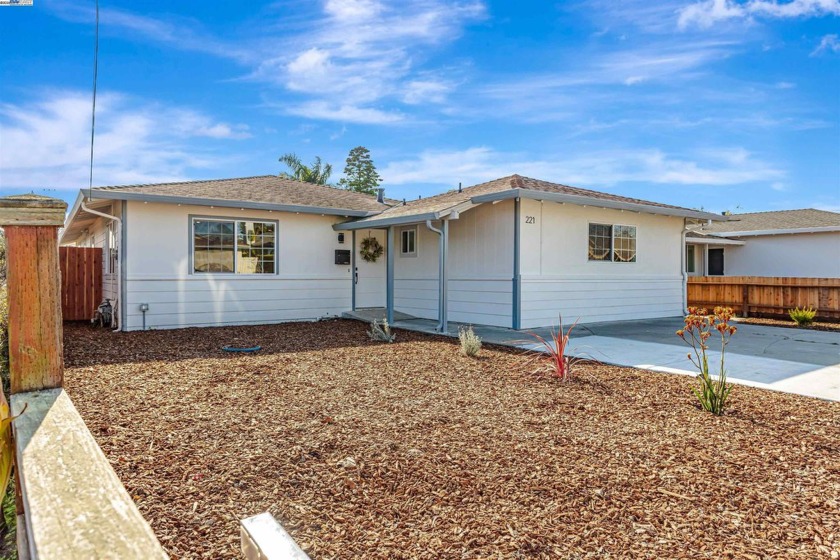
[87,175,390,216]
[335,174,726,230]
[699,209,840,237]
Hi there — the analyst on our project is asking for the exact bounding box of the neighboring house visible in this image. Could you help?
[60,174,724,331]
[685,209,840,278]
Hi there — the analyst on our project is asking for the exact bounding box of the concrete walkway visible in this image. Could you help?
[345,309,840,402]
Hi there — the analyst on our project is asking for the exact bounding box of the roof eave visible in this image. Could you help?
[470,189,727,221]
[88,190,379,218]
[707,225,840,237]
[333,212,441,230]
[685,237,746,246]
[59,192,86,245]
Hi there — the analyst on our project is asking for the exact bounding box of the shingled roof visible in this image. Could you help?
[336,174,724,229]
[700,209,840,235]
[89,175,390,215]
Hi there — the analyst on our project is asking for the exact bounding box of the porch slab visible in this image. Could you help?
[343,312,840,402]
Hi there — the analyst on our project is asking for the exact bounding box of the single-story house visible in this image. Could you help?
[60,174,725,331]
[685,209,840,278]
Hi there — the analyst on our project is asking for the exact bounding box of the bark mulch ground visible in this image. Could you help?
[63,320,840,560]
[733,316,840,333]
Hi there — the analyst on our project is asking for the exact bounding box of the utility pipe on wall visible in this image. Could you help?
[425,219,449,333]
[80,199,122,332]
[681,220,707,314]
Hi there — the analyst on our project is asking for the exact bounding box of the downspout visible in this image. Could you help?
[80,199,122,331]
[425,220,448,333]
[681,220,706,314]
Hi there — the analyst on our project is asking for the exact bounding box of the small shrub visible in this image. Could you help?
[527,315,581,381]
[367,319,396,343]
[458,325,481,357]
[676,307,736,415]
[788,306,817,326]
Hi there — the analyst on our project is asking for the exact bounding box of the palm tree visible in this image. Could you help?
[278,153,333,185]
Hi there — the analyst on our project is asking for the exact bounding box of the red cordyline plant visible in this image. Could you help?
[676,306,737,415]
[527,315,581,381]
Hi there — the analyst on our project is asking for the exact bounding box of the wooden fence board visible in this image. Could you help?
[59,247,102,321]
[687,276,840,320]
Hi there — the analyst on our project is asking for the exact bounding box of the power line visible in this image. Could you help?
[88,0,99,198]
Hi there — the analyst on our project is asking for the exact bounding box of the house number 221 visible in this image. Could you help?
[525,216,536,224]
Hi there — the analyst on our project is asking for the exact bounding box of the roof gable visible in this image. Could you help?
[338,174,725,228]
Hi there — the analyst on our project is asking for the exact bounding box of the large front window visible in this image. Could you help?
[588,223,637,262]
[193,218,276,274]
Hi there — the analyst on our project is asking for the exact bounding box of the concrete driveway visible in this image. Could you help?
[564,317,840,402]
[347,309,840,402]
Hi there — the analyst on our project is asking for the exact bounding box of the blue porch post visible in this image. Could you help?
[386,226,395,324]
[512,198,522,330]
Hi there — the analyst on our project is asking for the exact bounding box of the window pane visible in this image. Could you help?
[686,245,696,273]
[194,220,235,273]
[237,220,276,274]
[588,224,612,261]
[614,225,637,263]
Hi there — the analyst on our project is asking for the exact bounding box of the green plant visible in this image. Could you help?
[527,315,581,381]
[458,325,481,357]
[278,153,333,185]
[337,146,382,195]
[676,307,736,415]
[367,319,396,343]
[788,306,817,326]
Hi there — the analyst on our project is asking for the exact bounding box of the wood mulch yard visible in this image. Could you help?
[63,320,840,560]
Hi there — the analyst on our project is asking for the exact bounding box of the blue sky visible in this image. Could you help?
[1,0,838,212]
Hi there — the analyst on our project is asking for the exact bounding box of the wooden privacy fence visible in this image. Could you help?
[687,276,840,320]
[59,246,102,321]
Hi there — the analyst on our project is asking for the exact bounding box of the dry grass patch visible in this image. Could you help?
[63,320,840,559]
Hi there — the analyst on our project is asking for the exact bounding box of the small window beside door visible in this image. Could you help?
[400,227,417,257]
[686,245,696,274]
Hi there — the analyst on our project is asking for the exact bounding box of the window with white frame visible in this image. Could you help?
[686,245,696,273]
[106,222,118,274]
[400,226,417,257]
[588,223,636,262]
[192,218,276,274]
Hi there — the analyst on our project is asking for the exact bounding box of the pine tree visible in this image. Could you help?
[337,146,381,195]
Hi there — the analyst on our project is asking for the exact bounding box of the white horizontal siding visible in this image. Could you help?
[394,277,513,327]
[124,276,349,331]
[520,276,683,328]
[394,278,438,320]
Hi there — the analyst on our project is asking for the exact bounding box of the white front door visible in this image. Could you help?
[354,230,386,309]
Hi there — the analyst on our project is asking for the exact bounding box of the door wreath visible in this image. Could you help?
[360,236,384,263]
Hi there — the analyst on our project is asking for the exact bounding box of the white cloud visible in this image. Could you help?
[770,181,787,191]
[380,146,784,187]
[678,0,840,30]
[253,1,486,122]
[284,101,405,124]
[811,34,840,55]
[0,91,247,190]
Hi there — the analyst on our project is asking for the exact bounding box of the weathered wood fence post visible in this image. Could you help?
[0,194,168,560]
[0,194,66,394]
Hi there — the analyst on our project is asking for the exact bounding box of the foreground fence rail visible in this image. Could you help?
[0,194,168,559]
[687,276,840,320]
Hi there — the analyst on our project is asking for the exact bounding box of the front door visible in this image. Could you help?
[354,230,386,309]
[708,248,724,276]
